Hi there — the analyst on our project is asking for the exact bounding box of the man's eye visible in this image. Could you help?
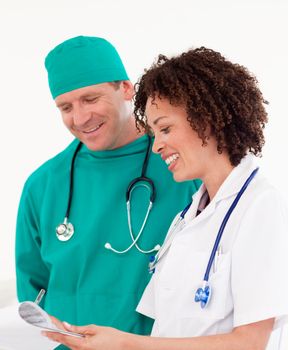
[85,97,98,103]
[61,106,71,113]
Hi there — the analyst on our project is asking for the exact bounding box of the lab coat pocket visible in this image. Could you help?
[178,250,232,320]
[157,241,189,290]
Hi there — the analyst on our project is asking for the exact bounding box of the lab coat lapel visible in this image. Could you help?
[182,155,258,229]
[183,185,217,227]
[213,154,258,204]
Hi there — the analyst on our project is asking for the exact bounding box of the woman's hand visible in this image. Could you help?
[49,315,67,330]
[43,322,134,350]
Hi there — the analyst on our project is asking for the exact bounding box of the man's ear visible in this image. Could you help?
[121,80,134,101]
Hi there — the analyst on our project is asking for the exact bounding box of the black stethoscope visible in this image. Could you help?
[56,137,160,253]
[149,167,259,309]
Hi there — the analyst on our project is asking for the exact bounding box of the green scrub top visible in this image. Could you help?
[16,135,201,349]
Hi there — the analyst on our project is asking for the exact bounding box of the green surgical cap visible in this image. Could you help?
[45,36,129,99]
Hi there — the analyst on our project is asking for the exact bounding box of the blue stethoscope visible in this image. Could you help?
[149,167,259,309]
[56,137,160,254]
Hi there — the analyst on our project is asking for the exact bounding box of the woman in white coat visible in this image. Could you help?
[44,47,288,350]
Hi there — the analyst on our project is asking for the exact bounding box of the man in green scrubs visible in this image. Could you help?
[15,36,201,349]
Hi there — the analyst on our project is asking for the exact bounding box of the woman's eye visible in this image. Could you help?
[160,127,170,134]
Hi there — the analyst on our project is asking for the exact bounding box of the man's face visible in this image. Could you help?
[55,81,134,151]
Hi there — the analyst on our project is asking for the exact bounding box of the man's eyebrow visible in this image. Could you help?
[56,93,101,108]
[153,116,168,125]
[81,93,101,98]
[56,101,70,108]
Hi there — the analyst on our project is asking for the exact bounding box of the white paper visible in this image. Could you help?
[0,304,58,350]
[18,302,83,338]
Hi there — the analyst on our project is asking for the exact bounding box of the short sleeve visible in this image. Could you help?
[136,274,156,319]
[231,187,288,329]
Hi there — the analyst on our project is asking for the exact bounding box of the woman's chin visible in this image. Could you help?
[173,172,188,183]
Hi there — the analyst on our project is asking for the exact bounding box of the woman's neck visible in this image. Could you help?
[202,156,234,201]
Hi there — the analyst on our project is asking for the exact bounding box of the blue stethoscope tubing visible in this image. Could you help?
[56,136,159,253]
[202,167,259,283]
[150,167,259,309]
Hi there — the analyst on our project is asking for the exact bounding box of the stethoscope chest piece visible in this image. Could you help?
[56,218,74,241]
[194,283,212,309]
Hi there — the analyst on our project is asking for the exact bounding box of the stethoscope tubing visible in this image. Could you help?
[149,202,192,270]
[149,166,259,309]
[149,167,259,280]
[57,136,159,254]
[65,141,82,219]
[203,167,259,281]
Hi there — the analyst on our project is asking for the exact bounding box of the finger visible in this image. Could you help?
[49,315,66,330]
[68,324,98,335]
[42,331,83,349]
[62,321,72,331]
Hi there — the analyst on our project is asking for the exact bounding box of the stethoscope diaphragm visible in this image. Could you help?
[56,218,74,241]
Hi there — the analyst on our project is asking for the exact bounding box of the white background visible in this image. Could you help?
[0,0,287,312]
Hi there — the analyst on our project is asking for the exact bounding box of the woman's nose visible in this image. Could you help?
[152,137,164,154]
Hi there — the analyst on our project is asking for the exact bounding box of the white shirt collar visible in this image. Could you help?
[184,154,259,223]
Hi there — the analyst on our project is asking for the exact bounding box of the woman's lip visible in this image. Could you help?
[164,153,180,166]
[168,159,178,171]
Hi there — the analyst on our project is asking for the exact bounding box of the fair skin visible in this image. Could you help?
[44,97,274,349]
[55,81,141,151]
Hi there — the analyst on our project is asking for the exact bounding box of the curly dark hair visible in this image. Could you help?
[134,47,268,166]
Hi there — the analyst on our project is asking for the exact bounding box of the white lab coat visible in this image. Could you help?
[137,155,288,338]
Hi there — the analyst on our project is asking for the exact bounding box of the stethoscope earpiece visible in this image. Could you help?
[104,243,111,250]
[104,235,161,254]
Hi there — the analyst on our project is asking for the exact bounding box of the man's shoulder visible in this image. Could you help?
[24,139,78,189]
[149,152,202,191]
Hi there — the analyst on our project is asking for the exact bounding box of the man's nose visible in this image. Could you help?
[72,105,91,127]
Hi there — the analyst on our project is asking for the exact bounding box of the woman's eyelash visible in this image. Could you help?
[160,127,170,134]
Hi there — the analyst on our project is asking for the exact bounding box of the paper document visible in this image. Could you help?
[18,301,83,338]
[0,304,58,350]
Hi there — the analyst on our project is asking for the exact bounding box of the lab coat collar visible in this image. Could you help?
[184,154,259,224]
[213,154,258,203]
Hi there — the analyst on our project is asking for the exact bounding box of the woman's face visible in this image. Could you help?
[145,96,215,182]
